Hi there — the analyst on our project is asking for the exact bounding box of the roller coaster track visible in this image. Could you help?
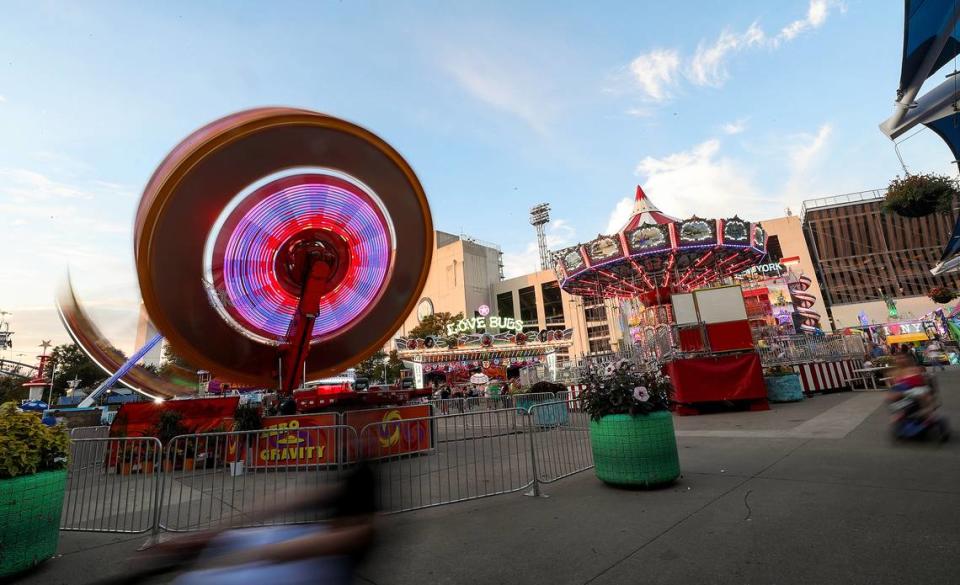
[789,275,821,333]
[0,358,36,378]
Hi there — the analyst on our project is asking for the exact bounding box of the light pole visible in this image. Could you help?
[46,361,57,406]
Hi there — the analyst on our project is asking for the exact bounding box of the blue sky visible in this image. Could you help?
[1,0,955,354]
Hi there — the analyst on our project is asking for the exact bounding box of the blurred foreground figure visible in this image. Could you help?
[887,354,950,442]
[101,463,376,585]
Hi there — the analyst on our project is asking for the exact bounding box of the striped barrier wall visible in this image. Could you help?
[791,359,863,393]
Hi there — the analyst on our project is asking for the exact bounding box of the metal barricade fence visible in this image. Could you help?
[59,402,597,531]
[359,408,534,513]
[61,437,162,533]
[158,426,356,532]
[69,426,111,440]
[525,400,593,488]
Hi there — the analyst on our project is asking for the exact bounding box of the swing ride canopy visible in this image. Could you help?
[554,186,767,301]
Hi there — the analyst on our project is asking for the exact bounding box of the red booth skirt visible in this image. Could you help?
[665,352,767,408]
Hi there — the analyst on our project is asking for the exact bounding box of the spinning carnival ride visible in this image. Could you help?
[62,108,433,402]
[555,186,767,307]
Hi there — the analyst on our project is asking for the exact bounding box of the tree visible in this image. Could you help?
[0,375,29,404]
[408,312,464,339]
[352,350,403,384]
[162,343,193,369]
[354,350,386,380]
[43,343,105,397]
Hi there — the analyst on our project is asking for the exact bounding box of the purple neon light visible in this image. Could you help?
[216,179,391,340]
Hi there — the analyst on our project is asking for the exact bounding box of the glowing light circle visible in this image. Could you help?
[207,170,393,344]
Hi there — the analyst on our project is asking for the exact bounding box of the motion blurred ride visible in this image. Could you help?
[886,354,950,442]
[59,108,434,415]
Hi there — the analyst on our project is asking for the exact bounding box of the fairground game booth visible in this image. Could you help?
[394,318,574,390]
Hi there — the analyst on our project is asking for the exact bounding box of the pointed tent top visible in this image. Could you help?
[621,185,677,232]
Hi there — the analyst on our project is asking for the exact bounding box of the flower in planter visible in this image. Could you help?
[633,386,650,402]
[604,363,617,376]
[580,362,672,421]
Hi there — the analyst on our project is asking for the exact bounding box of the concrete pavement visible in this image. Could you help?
[17,370,960,584]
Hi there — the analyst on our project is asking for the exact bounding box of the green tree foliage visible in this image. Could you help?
[352,350,404,383]
[43,343,104,397]
[0,375,29,404]
[408,311,464,339]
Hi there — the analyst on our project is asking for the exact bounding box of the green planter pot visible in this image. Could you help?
[765,373,805,403]
[0,469,67,577]
[589,411,680,487]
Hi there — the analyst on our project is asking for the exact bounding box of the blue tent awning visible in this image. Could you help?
[901,0,960,93]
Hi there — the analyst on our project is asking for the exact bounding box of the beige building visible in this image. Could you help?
[759,214,833,332]
[829,296,957,329]
[395,231,503,338]
[492,269,625,365]
[394,230,625,364]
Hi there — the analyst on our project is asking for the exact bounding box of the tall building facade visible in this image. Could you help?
[801,189,960,327]
[396,231,504,337]
[758,214,832,332]
[492,270,624,365]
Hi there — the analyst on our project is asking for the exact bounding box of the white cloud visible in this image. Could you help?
[782,123,834,203]
[721,118,748,135]
[443,52,557,135]
[687,23,765,87]
[604,197,635,234]
[634,139,769,218]
[790,123,832,172]
[0,94,6,103]
[624,1,837,103]
[627,49,681,102]
[501,219,576,278]
[631,122,835,223]
[778,0,830,44]
[626,106,655,118]
[0,167,140,353]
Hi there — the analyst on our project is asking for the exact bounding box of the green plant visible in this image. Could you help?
[928,286,957,304]
[882,173,957,218]
[0,402,69,478]
[579,360,672,422]
[153,410,186,446]
[232,403,262,433]
[764,365,795,377]
[872,355,895,367]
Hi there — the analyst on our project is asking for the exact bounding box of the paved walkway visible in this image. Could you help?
[19,371,960,585]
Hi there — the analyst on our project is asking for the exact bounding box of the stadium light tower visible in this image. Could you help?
[529,203,551,271]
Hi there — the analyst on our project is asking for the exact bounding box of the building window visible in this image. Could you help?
[496,291,514,321]
[541,281,564,327]
[589,338,611,353]
[766,235,783,263]
[518,286,539,331]
[584,305,607,322]
[587,324,610,339]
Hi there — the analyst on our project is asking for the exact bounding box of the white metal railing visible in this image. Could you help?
[757,334,866,367]
[800,188,886,219]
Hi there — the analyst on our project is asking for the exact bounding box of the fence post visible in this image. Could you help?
[141,438,163,549]
[524,404,547,498]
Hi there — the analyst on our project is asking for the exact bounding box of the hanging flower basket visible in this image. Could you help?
[881,173,957,218]
[928,286,957,304]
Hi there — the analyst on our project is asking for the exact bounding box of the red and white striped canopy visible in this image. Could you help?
[620,185,677,231]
